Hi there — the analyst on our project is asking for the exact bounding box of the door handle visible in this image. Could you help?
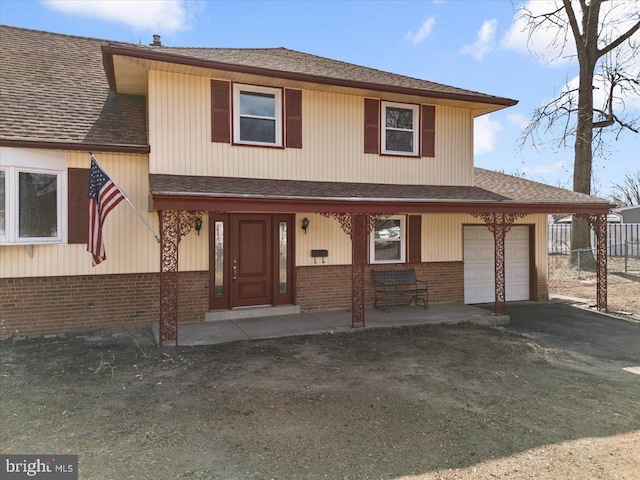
[232,259,238,283]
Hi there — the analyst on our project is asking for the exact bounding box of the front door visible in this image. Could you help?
[209,213,295,310]
[231,214,272,307]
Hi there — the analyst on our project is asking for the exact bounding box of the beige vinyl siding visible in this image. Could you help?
[148,71,474,185]
[296,213,352,266]
[295,213,478,266]
[295,213,548,289]
[0,150,208,278]
[421,214,465,262]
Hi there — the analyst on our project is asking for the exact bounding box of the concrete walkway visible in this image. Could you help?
[152,303,509,346]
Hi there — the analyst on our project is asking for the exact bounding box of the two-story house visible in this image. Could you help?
[0,26,612,345]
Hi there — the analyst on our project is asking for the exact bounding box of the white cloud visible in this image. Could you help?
[545,71,640,120]
[507,113,529,130]
[460,19,498,60]
[502,0,640,67]
[403,17,436,45]
[43,0,192,32]
[522,161,566,175]
[501,0,574,65]
[474,115,502,155]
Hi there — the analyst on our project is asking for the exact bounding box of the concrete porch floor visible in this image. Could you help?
[152,303,509,347]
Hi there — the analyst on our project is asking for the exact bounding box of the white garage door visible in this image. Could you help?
[464,226,530,304]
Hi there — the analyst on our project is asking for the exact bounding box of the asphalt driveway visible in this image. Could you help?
[495,302,640,364]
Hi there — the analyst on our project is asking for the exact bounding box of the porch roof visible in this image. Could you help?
[150,168,613,215]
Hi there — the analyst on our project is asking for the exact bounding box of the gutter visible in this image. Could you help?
[0,138,150,154]
[151,192,613,215]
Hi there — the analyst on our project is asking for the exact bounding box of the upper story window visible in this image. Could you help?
[381,101,419,155]
[364,99,435,157]
[0,148,66,245]
[233,84,282,147]
[370,215,406,264]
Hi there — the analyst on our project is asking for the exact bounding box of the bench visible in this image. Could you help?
[373,269,429,312]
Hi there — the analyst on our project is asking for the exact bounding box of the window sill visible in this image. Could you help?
[232,141,285,149]
[1,240,65,246]
[370,260,406,265]
[380,152,420,158]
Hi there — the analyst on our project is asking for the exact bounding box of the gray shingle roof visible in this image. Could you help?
[131,44,515,105]
[474,168,610,204]
[0,25,147,147]
[149,173,506,202]
[149,169,612,209]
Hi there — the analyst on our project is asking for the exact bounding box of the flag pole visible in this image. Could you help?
[90,153,161,244]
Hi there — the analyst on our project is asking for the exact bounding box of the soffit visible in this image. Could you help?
[110,54,513,116]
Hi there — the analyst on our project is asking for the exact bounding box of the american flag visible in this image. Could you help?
[87,158,125,266]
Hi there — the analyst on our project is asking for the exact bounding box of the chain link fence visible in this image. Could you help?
[549,223,640,274]
[549,246,640,279]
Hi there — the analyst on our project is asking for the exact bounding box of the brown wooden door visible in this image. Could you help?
[230,214,273,307]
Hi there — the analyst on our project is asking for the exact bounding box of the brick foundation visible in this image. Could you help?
[0,272,208,339]
[4,260,544,338]
[536,271,549,301]
[296,262,465,312]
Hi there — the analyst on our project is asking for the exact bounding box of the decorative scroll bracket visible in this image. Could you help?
[321,212,395,328]
[470,212,527,316]
[159,210,204,346]
[576,213,608,311]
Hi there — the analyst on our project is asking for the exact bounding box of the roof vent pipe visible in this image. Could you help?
[151,34,161,46]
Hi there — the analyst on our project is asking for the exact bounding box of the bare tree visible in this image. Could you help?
[611,170,640,206]
[518,0,640,269]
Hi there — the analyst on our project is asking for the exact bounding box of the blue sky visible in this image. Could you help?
[1,0,638,199]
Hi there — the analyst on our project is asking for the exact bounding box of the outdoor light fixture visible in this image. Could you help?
[301,217,310,234]
[195,217,203,235]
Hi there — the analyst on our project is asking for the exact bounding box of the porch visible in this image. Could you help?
[151,303,509,347]
[150,171,613,346]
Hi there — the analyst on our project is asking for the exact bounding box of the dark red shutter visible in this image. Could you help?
[364,98,380,154]
[408,215,422,263]
[211,80,231,143]
[68,168,89,244]
[421,105,436,157]
[285,89,302,148]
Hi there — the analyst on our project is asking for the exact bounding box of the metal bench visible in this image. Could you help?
[372,269,429,312]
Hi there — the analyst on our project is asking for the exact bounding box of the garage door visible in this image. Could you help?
[463,226,530,304]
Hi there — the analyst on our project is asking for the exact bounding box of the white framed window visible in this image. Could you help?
[370,215,406,264]
[0,148,66,245]
[233,84,282,146]
[381,101,419,155]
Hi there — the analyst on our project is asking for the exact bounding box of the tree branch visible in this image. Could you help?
[598,20,640,58]
[563,0,584,47]
[594,111,640,133]
[610,170,640,206]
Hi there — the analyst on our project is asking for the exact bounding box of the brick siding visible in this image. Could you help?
[0,272,208,339]
[2,261,545,338]
[536,272,549,301]
[296,262,465,312]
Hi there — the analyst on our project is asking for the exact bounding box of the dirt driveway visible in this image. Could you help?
[2,316,639,479]
[2,255,639,479]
